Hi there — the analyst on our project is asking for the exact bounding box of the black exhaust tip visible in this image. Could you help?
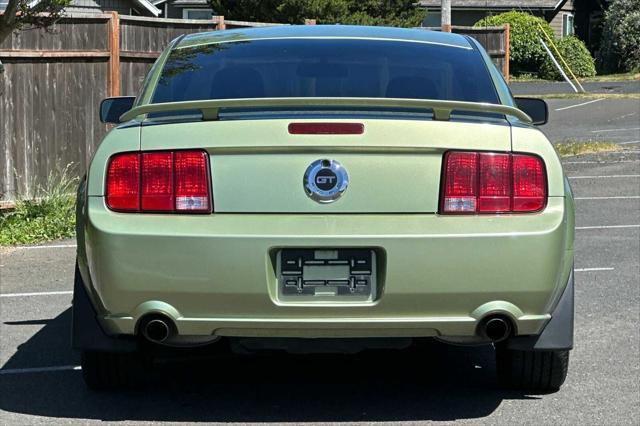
[141,317,172,343]
[479,316,512,343]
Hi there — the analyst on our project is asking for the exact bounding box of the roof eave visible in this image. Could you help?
[134,0,161,16]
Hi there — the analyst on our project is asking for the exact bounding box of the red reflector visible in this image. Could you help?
[478,153,511,212]
[512,154,546,212]
[174,151,210,212]
[441,151,546,214]
[288,123,364,135]
[106,153,140,211]
[442,151,478,213]
[141,152,174,211]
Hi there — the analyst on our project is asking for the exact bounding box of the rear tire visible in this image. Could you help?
[81,351,147,390]
[496,346,569,392]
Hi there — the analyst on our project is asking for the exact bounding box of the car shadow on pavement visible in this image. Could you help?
[1,308,540,423]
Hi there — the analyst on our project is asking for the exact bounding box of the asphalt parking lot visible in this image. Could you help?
[511,80,640,95]
[1,97,639,425]
[542,97,640,144]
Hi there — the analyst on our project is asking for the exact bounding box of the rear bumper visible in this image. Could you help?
[80,196,573,339]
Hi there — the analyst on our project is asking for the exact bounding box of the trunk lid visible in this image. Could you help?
[140,118,511,213]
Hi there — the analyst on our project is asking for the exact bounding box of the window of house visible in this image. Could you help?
[183,8,213,20]
[562,13,575,37]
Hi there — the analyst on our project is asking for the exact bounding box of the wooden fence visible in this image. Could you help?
[0,16,509,203]
[0,13,280,202]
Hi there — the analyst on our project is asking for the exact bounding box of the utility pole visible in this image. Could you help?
[441,0,452,32]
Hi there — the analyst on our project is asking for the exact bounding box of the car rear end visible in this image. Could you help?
[74,26,574,391]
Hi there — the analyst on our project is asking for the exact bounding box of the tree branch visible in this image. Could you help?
[0,0,70,45]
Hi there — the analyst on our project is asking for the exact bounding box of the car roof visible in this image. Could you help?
[176,25,473,51]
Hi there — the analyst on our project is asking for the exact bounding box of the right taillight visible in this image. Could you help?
[174,151,210,212]
[440,151,546,214]
[511,154,546,212]
[106,150,211,213]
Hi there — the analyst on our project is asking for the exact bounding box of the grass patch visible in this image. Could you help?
[0,166,77,246]
[510,72,639,83]
[553,140,621,157]
[582,72,640,82]
[509,73,544,82]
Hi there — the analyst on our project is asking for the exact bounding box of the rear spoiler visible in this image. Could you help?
[119,97,532,124]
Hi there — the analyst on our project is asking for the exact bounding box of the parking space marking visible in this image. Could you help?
[591,127,640,133]
[555,98,604,111]
[0,290,73,298]
[563,160,640,164]
[575,267,615,272]
[575,196,640,200]
[619,140,640,145]
[568,174,640,179]
[576,225,640,230]
[0,365,80,375]
[8,244,77,250]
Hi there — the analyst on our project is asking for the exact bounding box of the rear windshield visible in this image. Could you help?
[151,38,499,104]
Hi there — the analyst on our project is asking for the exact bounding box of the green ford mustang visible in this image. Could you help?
[74,25,575,390]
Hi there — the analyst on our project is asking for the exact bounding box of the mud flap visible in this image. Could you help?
[506,269,574,351]
[72,265,138,353]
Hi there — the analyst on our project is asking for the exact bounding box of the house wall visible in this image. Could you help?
[451,10,487,26]
[423,8,547,28]
[165,3,185,19]
[422,1,576,38]
[547,0,575,37]
[0,0,140,15]
[165,4,214,19]
[64,0,133,15]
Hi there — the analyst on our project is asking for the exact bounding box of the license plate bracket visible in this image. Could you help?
[276,249,376,302]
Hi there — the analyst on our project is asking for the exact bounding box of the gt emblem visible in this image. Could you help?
[316,175,335,186]
[303,159,349,203]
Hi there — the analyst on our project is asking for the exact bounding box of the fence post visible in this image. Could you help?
[304,19,316,25]
[503,24,510,82]
[216,15,226,30]
[108,11,120,97]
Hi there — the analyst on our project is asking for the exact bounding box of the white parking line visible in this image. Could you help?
[619,140,640,145]
[576,224,640,230]
[575,267,615,272]
[575,196,640,200]
[555,98,604,111]
[563,160,640,164]
[9,244,77,250]
[0,365,81,375]
[0,290,73,298]
[569,174,640,179]
[591,127,640,133]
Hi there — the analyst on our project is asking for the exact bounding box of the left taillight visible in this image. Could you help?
[106,153,140,212]
[106,150,211,213]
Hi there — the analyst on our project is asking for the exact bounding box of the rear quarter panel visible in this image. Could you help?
[511,124,565,197]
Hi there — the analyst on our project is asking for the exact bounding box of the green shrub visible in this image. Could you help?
[539,36,596,80]
[0,165,77,246]
[474,11,555,74]
[597,0,640,74]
